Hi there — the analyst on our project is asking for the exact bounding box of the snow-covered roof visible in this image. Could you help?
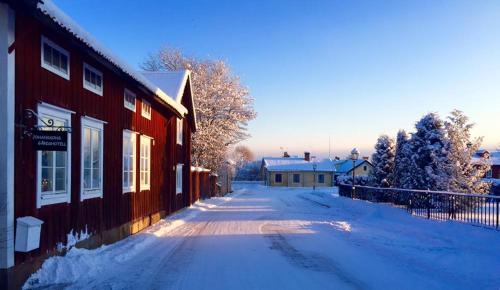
[473,150,500,166]
[264,158,336,172]
[142,71,198,130]
[262,157,308,168]
[37,0,188,116]
[333,159,370,174]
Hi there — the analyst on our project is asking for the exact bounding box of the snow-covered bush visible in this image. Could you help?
[370,135,395,186]
[337,175,371,186]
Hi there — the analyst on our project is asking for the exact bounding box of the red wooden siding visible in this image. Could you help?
[12,11,197,266]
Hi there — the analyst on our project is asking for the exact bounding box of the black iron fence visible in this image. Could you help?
[338,184,500,229]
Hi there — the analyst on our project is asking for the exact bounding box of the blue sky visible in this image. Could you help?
[55,0,500,158]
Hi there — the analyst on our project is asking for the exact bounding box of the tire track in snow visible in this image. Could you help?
[261,223,366,290]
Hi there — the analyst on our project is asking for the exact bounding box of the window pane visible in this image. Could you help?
[85,69,91,82]
[129,172,133,186]
[92,130,100,169]
[41,151,53,167]
[55,167,66,191]
[43,44,51,64]
[41,167,53,192]
[56,151,66,167]
[84,168,91,189]
[52,50,60,68]
[92,168,100,189]
[60,55,68,72]
[96,75,102,88]
[129,157,134,171]
[84,128,91,168]
[123,156,129,171]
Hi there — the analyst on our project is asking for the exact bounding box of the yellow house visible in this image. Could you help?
[261,153,336,187]
[261,153,374,187]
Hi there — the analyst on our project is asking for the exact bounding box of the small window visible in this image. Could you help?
[363,166,367,171]
[140,135,151,190]
[41,36,70,80]
[37,104,72,208]
[124,89,136,112]
[83,63,103,96]
[275,173,282,183]
[318,174,325,184]
[293,174,300,183]
[176,164,183,194]
[81,117,104,200]
[141,100,151,120]
[486,170,493,178]
[123,130,136,193]
[176,118,183,145]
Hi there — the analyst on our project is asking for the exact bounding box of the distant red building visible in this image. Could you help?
[473,150,500,179]
[0,1,207,287]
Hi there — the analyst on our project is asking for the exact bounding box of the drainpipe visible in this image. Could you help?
[0,3,15,270]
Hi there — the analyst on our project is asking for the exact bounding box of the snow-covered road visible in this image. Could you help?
[26,183,500,290]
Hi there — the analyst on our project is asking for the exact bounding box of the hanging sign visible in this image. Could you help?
[32,130,68,151]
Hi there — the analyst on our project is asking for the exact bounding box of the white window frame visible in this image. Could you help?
[36,103,73,208]
[80,117,105,201]
[176,118,183,145]
[123,130,137,193]
[83,63,103,96]
[124,89,136,112]
[176,164,183,194]
[140,135,152,191]
[41,36,70,80]
[141,100,151,120]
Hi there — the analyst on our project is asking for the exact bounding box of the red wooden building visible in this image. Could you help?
[0,0,208,287]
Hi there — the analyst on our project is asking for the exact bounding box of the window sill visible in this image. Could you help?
[83,84,103,96]
[140,186,150,192]
[38,194,70,208]
[42,62,70,80]
[81,191,103,201]
[122,188,135,194]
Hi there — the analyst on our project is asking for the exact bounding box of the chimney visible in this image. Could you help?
[283,151,290,158]
[362,156,369,161]
[304,152,311,161]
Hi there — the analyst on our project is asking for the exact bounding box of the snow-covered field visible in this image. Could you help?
[25,183,500,290]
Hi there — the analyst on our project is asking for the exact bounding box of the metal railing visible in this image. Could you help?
[338,184,500,230]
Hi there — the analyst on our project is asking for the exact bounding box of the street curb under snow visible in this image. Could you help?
[23,191,243,289]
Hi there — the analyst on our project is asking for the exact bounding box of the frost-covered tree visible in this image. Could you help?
[370,135,395,186]
[229,145,255,170]
[445,110,490,193]
[406,113,453,191]
[393,130,411,188]
[142,48,256,171]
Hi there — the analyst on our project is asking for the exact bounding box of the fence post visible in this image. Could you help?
[496,199,499,230]
[426,190,431,219]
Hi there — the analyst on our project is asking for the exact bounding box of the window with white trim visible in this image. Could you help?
[41,36,70,80]
[176,164,183,194]
[123,130,136,193]
[140,136,151,190]
[141,100,151,120]
[293,174,300,183]
[83,63,103,96]
[124,89,136,112]
[318,174,325,184]
[176,118,183,145]
[37,104,72,207]
[81,117,104,200]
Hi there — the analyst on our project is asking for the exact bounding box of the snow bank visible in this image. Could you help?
[23,191,242,289]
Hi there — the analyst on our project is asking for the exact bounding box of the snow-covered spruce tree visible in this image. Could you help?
[445,110,490,194]
[406,113,453,191]
[393,130,411,188]
[370,135,395,186]
[142,48,256,171]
